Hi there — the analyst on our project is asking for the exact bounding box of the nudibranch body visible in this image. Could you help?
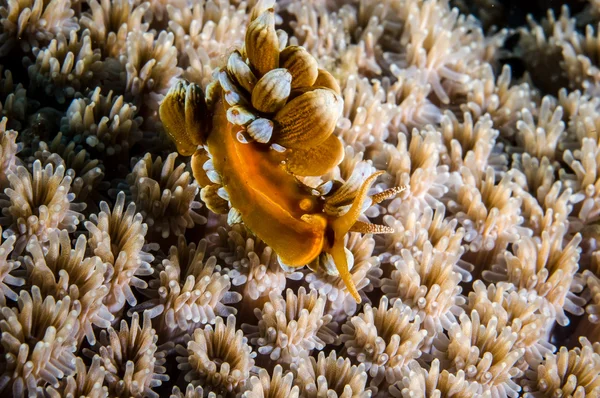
[159,1,402,302]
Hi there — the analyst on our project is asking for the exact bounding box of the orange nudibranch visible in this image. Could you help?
[160,82,403,303]
[159,4,403,303]
[206,88,377,302]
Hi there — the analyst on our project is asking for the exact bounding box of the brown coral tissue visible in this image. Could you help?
[3,0,600,397]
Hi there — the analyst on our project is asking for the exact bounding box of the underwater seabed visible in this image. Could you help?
[0,0,599,397]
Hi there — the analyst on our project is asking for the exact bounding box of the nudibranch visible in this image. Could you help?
[158,1,402,302]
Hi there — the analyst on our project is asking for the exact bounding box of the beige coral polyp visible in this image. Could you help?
[210,224,302,306]
[85,191,154,314]
[489,222,585,326]
[26,30,110,104]
[381,241,465,337]
[292,351,371,398]
[389,359,486,398]
[44,355,109,398]
[340,296,427,390]
[62,87,143,157]
[0,117,20,190]
[0,0,78,55]
[0,286,80,397]
[241,364,300,398]
[23,230,113,345]
[0,159,84,254]
[522,337,600,397]
[31,133,107,207]
[0,227,22,306]
[433,311,524,397]
[132,236,241,344]
[243,287,338,365]
[127,152,207,239]
[176,314,256,395]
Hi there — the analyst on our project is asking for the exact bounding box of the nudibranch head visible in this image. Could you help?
[158,1,404,303]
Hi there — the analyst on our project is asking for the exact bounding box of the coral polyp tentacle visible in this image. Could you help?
[159,6,401,302]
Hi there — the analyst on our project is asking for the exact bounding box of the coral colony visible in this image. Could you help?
[0,0,600,397]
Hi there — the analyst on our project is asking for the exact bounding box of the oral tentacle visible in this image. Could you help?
[331,171,384,234]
